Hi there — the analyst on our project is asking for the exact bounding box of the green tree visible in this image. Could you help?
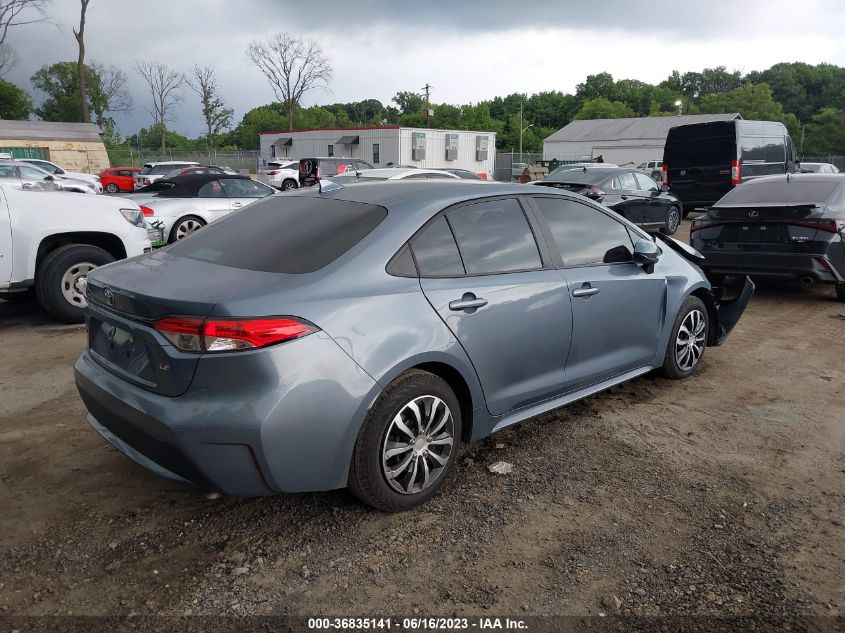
[392,91,424,116]
[225,104,287,149]
[803,107,845,156]
[573,97,635,120]
[0,77,31,119]
[186,64,234,149]
[31,61,102,122]
[697,83,799,136]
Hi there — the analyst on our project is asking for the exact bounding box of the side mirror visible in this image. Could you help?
[44,174,54,181]
[633,239,660,273]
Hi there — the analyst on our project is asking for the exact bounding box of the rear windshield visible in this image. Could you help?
[665,136,734,168]
[140,164,194,175]
[547,168,611,184]
[715,179,840,206]
[167,196,387,274]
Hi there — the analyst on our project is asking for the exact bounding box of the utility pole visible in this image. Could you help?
[422,83,431,127]
[519,103,534,162]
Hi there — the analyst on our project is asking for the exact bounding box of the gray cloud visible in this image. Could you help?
[4,0,845,137]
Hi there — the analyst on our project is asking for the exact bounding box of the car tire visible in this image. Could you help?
[660,295,708,380]
[836,282,845,302]
[168,216,206,243]
[348,369,462,512]
[35,244,114,323]
[105,183,119,193]
[661,205,681,235]
[281,179,298,191]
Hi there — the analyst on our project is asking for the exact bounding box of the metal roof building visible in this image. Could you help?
[543,113,742,166]
[0,120,108,173]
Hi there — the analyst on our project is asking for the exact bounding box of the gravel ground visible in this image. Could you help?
[0,222,843,631]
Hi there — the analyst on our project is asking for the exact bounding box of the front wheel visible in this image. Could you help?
[168,216,206,243]
[348,370,461,512]
[35,244,115,323]
[661,205,681,235]
[105,183,119,193]
[661,296,708,379]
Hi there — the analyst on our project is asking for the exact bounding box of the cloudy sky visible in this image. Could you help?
[5,0,845,137]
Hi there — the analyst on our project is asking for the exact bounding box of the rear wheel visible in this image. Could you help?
[661,296,708,379]
[35,244,114,323]
[661,205,681,235]
[348,370,461,512]
[105,183,119,193]
[169,216,206,243]
[281,179,298,191]
[836,282,845,302]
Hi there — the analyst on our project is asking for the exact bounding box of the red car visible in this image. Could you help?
[100,166,140,193]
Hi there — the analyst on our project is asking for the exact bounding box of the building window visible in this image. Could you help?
[327,144,334,157]
[373,143,380,164]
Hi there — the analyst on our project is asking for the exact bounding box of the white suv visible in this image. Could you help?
[258,160,300,190]
[135,161,200,189]
[0,184,152,322]
[637,160,664,181]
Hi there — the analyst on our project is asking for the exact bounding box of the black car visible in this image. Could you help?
[690,174,845,301]
[663,120,798,214]
[532,166,682,235]
[298,157,374,187]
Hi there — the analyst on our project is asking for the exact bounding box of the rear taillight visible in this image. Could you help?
[140,205,154,216]
[154,316,318,353]
[267,170,279,176]
[579,186,605,200]
[731,160,741,185]
[662,163,668,185]
[815,219,845,233]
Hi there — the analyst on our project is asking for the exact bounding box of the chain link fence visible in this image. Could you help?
[105,149,262,173]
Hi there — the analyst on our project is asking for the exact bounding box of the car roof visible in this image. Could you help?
[741,173,843,185]
[143,161,201,166]
[350,168,458,179]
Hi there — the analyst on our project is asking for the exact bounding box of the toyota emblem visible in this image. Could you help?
[104,288,114,306]
[748,210,759,218]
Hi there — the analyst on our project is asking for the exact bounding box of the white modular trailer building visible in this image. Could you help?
[543,113,741,166]
[259,126,496,176]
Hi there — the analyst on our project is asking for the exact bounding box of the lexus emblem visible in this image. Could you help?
[103,288,114,306]
[748,210,759,218]
[680,170,686,176]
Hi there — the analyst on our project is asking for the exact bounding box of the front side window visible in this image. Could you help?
[220,178,274,198]
[29,161,59,174]
[446,198,542,274]
[533,197,635,267]
[410,215,464,276]
[634,172,659,192]
[18,165,50,180]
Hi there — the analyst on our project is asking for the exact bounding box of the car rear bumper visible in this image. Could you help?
[74,331,379,496]
[697,250,844,283]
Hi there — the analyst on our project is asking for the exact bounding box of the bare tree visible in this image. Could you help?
[73,0,89,122]
[185,64,233,149]
[0,0,49,75]
[135,60,184,153]
[89,60,131,127]
[245,32,332,130]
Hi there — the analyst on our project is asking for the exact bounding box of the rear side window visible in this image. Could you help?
[634,173,659,191]
[168,197,387,274]
[446,198,542,274]
[220,178,273,198]
[410,216,464,276]
[534,197,634,266]
[614,172,637,190]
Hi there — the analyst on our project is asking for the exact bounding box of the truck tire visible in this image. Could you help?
[35,244,115,323]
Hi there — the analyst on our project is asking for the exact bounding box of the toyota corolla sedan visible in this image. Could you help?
[74,182,753,511]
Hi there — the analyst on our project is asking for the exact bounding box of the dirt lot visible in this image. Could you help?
[1,222,843,629]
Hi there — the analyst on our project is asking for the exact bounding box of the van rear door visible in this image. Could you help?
[664,130,735,208]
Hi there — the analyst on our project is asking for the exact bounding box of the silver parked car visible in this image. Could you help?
[74,182,753,511]
[19,158,102,190]
[0,160,100,194]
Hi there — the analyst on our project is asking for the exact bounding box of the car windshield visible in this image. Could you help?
[168,197,387,274]
[715,179,840,206]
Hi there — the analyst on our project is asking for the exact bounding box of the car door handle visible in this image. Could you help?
[620,195,628,200]
[449,294,488,311]
[572,286,600,298]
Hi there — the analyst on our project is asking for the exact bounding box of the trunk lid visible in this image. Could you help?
[84,251,288,396]
[695,204,828,251]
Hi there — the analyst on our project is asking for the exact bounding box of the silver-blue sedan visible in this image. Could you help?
[74,181,753,511]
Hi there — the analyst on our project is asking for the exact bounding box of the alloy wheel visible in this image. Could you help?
[675,309,706,371]
[667,208,680,232]
[106,183,119,193]
[381,395,455,495]
[61,262,96,308]
[175,219,203,239]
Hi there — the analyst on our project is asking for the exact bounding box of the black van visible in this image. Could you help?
[662,120,798,213]
[298,158,374,187]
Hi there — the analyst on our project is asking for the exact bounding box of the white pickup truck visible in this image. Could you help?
[0,185,152,323]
